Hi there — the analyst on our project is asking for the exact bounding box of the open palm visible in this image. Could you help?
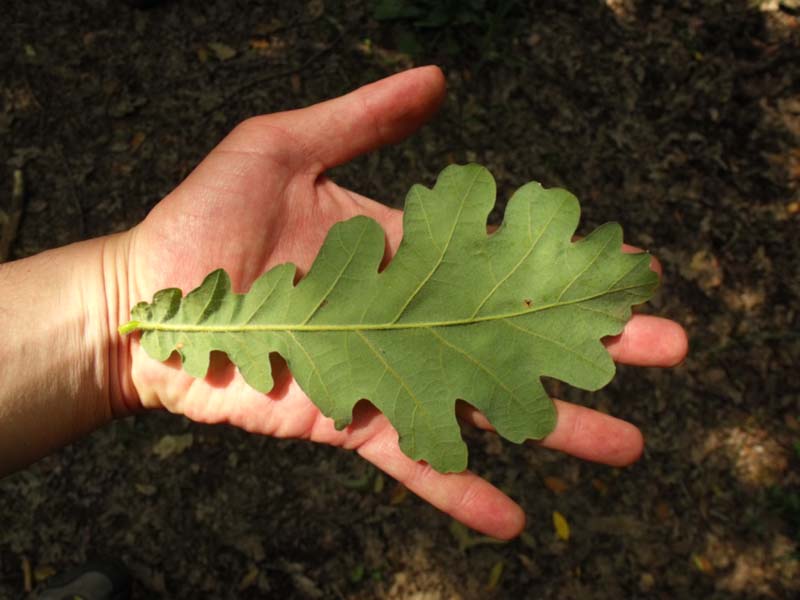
[115,67,687,539]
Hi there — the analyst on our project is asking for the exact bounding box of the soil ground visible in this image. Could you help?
[2,1,799,598]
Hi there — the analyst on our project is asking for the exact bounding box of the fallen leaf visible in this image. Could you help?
[308,0,325,18]
[785,414,800,431]
[486,560,504,591]
[449,521,472,551]
[553,510,570,541]
[130,131,146,152]
[234,535,266,562]
[22,557,32,592]
[639,572,656,592]
[449,521,508,552]
[336,474,370,490]
[692,553,714,575]
[389,483,407,505]
[152,433,194,459]
[543,476,569,494]
[238,565,259,591]
[655,501,672,522]
[349,564,365,584]
[253,19,283,35]
[291,73,302,94]
[34,565,56,582]
[681,249,723,292]
[289,572,324,599]
[250,39,270,51]
[111,162,134,177]
[517,553,541,577]
[208,42,237,61]
[135,483,157,496]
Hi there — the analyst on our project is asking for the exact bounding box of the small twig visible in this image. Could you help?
[21,556,32,594]
[0,169,25,263]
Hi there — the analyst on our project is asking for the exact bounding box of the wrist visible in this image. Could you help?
[0,236,137,474]
[95,232,141,417]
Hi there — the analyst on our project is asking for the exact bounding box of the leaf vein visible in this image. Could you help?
[355,331,424,454]
[470,194,566,318]
[300,221,369,325]
[388,168,482,324]
[556,232,615,302]
[426,328,526,413]
[503,319,607,374]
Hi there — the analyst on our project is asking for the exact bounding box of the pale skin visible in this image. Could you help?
[0,66,687,540]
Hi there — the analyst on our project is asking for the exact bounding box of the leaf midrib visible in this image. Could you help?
[128,278,651,334]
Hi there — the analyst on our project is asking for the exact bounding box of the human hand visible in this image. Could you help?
[108,66,688,539]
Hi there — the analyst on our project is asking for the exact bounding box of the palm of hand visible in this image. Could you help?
[126,118,403,450]
[114,68,687,539]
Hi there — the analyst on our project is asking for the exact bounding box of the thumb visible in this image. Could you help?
[253,66,447,172]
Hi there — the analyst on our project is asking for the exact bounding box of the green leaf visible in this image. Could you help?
[122,164,658,473]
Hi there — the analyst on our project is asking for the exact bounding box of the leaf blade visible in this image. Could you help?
[124,164,658,472]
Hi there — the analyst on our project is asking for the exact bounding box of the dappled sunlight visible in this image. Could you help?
[721,285,766,313]
[755,2,800,213]
[370,529,501,600]
[758,1,800,41]
[699,425,789,487]
[603,0,636,24]
[761,93,800,216]
[700,530,799,596]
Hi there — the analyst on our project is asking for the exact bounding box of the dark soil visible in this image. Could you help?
[2,1,799,598]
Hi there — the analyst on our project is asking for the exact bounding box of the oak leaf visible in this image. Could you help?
[121,164,658,472]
